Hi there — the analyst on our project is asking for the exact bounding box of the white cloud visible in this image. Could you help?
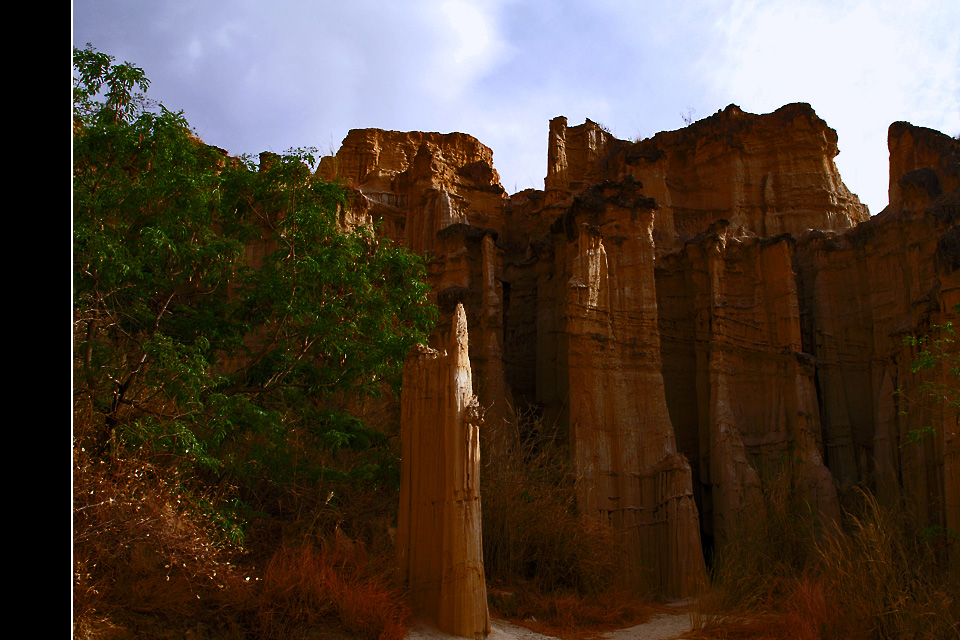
[705,0,960,212]
[421,0,510,101]
[74,1,957,204]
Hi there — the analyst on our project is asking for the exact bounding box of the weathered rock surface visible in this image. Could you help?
[541,177,705,596]
[657,228,840,548]
[319,128,505,248]
[321,129,514,453]
[545,104,869,253]
[326,107,959,594]
[794,123,959,571]
[397,303,490,638]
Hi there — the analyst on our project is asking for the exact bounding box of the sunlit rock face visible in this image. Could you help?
[396,304,490,639]
[320,128,514,452]
[545,104,870,254]
[318,128,505,249]
[543,177,706,596]
[326,108,959,593]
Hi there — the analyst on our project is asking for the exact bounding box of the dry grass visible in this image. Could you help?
[73,407,410,640]
[481,409,622,595]
[494,588,666,640]
[73,446,252,639]
[481,407,658,638]
[255,538,410,640]
[690,463,959,640]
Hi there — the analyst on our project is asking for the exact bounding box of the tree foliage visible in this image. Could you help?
[73,45,436,513]
[899,304,959,446]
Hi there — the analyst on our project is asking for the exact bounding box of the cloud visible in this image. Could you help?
[75,1,957,204]
[704,0,960,212]
[419,0,508,101]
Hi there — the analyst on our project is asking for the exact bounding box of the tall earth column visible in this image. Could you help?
[396,303,490,638]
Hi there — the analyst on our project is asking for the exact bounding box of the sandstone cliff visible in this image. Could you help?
[657,229,840,549]
[543,177,705,596]
[794,123,959,572]
[321,128,515,454]
[544,104,869,253]
[325,105,959,594]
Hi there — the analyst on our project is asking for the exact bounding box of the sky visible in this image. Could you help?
[73,0,959,214]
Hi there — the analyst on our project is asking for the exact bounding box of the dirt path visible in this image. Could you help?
[597,612,692,639]
[407,610,693,640]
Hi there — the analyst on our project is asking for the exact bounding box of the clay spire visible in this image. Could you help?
[396,304,490,638]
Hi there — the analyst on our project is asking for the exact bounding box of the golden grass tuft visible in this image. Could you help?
[690,464,959,640]
[255,540,410,640]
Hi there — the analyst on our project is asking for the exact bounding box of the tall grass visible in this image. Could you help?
[255,538,410,640]
[480,407,660,637]
[481,407,621,595]
[691,459,959,640]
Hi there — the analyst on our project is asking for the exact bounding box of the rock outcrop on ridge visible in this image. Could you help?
[323,104,960,594]
[543,104,870,254]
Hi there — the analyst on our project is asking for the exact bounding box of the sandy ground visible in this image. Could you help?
[406,611,693,640]
[599,613,693,640]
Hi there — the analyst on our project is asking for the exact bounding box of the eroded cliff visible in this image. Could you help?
[326,105,959,595]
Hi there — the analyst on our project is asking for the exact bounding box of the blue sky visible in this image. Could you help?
[73,0,959,214]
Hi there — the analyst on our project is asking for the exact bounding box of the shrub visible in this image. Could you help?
[691,470,959,640]
[255,540,410,640]
[481,408,622,596]
[479,407,658,637]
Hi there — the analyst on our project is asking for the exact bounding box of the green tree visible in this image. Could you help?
[73,45,435,521]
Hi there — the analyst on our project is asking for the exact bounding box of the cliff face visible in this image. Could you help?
[793,123,959,571]
[545,104,869,254]
[318,128,505,250]
[325,107,960,593]
[657,230,840,549]
[544,178,705,596]
[321,129,515,452]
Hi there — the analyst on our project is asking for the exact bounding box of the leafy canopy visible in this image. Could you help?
[73,45,435,494]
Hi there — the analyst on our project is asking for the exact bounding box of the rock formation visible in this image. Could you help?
[396,303,490,638]
[657,229,840,549]
[544,104,869,254]
[543,177,706,596]
[321,129,514,455]
[793,122,959,571]
[327,104,959,593]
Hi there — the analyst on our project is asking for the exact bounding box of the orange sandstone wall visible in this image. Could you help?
[545,104,869,253]
[325,108,959,591]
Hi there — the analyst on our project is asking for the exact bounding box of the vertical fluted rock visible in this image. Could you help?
[794,122,959,574]
[658,229,840,547]
[396,304,490,638]
[547,177,705,598]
